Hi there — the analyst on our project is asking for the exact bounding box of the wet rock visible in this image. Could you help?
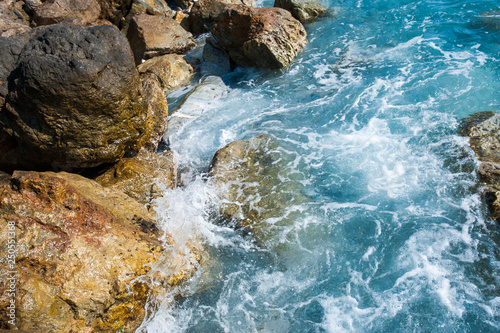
[208,135,309,244]
[211,5,307,69]
[141,76,169,151]
[33,0,101,26]
[0,170,201,331]
[163,75,228,145]
[138,54,193,94]
[460,111,500,222]
[199,38,231,76]
[471,11,500,31]
[96,149,177,208]
[188,0,255,35]
[274,0,326,22]
[0,24,153,171]
[458,111,500,162]
[126,13,196,65]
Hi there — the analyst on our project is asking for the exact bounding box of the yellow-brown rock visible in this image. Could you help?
[141,76,170,151]
[0,170,200,331]
[96,149,177,208]
[33,0,101,26]
[138,54,193,94]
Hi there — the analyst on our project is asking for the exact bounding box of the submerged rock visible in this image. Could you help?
[199,38,232,76]
[274,0,326,22]
[163,75,228,145]
[0,171,202,331]
[208,135,309,244]
[96,149,177,208]
[33,0,101,25]
[126,13,196,65]
[211,5,307,69]
[138,54,193,94]
[188,0,256,35]
[0,24,154,171]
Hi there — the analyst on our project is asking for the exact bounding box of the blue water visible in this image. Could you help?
[140,1,500,332]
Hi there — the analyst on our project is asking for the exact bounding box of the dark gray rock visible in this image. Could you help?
[1,24,153,171]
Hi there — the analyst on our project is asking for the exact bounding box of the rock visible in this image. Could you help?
[0,24,154,171]
[274,0,326,22]
[120,0,175,35]
[33,0,101,26]
[199,37,231,76]
[163,76,228,145]
[141,76,169,151]
[0,33,31,107]
[0,170,202,331]
[96,149,177,208]
[188,0,256,35]
[208,135,309,244]
[95,0,133,26]
[138,54,193,94]
[460,111,500,222]
[126,13,196,65]
[0,0,31,37]
[211,5,307,69]
[458,111,500,162]
[471,12,500,31]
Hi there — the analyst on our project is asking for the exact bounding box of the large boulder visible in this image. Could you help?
[274,0,326,22]
[126,13,196,65]
[141,76,169,151]
[0,24,155,171]
[0,170,202,331]
[33,0,101,26]
[120,0,175,35]
[138,54,193,94]
[96,149,177,208]
[211,5,307,69]
[208,135,309,244]
[188,0,256,35]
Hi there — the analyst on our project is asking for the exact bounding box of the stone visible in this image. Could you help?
[120,0,175,35]
[141,76,169,151]
[458,111,500,162]
[188,0,256,35]
[0,0,31,37]
[163,76,228,146]
[95,0,133,26]
[0,24,154,171]
[471,11,500,31]
[274,0,326,22]
[138,54,193,94]
[96,149,177,208]
[211,5,307,69]
[126,13,196,65]
[0,170,202,331]
[208,135,309,244]
[199,38,231,76]
[33,0,101,26]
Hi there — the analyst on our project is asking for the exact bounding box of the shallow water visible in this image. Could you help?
[140,1,500,332]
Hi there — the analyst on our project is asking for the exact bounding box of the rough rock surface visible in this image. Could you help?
[141,76,169,151]
[188,0,256,35]
[274,0,326,22]
[120,0,175,35]
[163,76,228,145]
[211,5,307,69]
[208,135,309,244]
[96,149,177,208]
[0,24,153,171]
[460,111,500,221]
[138,54,193,94]
[0,0,32,37]
[0,171,201,331]
[95,0,132,26]
[0,33,31,107]
[34,0,101,26]
[126,13,196,64]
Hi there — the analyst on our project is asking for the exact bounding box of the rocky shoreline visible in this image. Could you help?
[0,0,498,331]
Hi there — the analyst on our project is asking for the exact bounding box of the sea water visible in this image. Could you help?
[140,0,500,331]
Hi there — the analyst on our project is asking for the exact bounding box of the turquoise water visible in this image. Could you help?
[141,1,500,332]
